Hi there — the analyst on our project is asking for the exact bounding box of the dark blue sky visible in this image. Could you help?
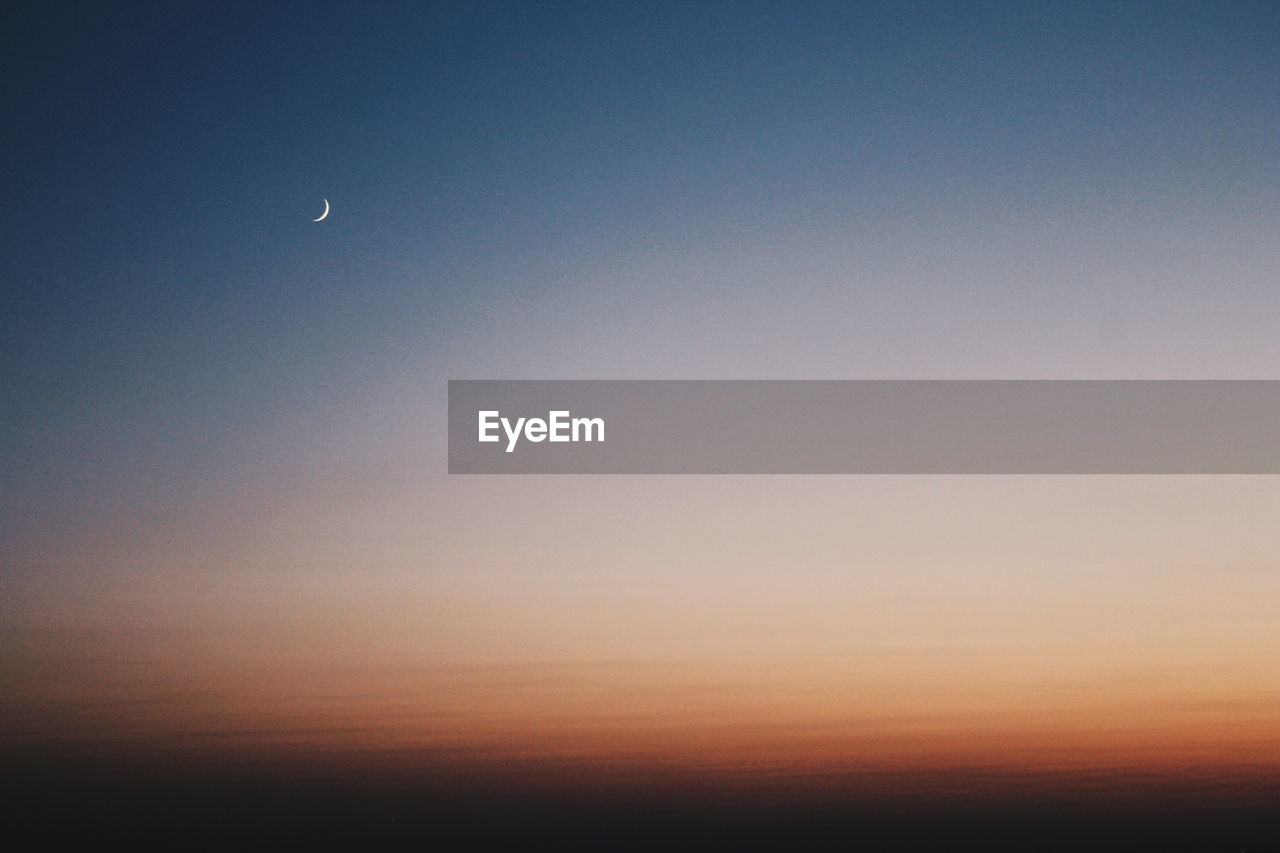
[4,1,1278,539]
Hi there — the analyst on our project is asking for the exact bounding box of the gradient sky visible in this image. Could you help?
[3,0,1279,824]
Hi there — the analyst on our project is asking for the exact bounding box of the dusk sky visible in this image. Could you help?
[3,1,1279,845]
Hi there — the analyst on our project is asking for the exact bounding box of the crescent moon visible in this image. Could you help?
[313,199,329,222]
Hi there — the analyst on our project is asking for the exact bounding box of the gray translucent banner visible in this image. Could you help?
[448,380,1280,474]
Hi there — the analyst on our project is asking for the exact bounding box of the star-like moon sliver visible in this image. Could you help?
[313,199,329,222]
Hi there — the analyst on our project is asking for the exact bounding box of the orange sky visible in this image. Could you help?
[6,476,1278,809]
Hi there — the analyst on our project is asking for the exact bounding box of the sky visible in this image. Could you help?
[3,0,1279,843]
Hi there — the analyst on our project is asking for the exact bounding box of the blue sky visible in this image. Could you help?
[3,0,1278,663]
